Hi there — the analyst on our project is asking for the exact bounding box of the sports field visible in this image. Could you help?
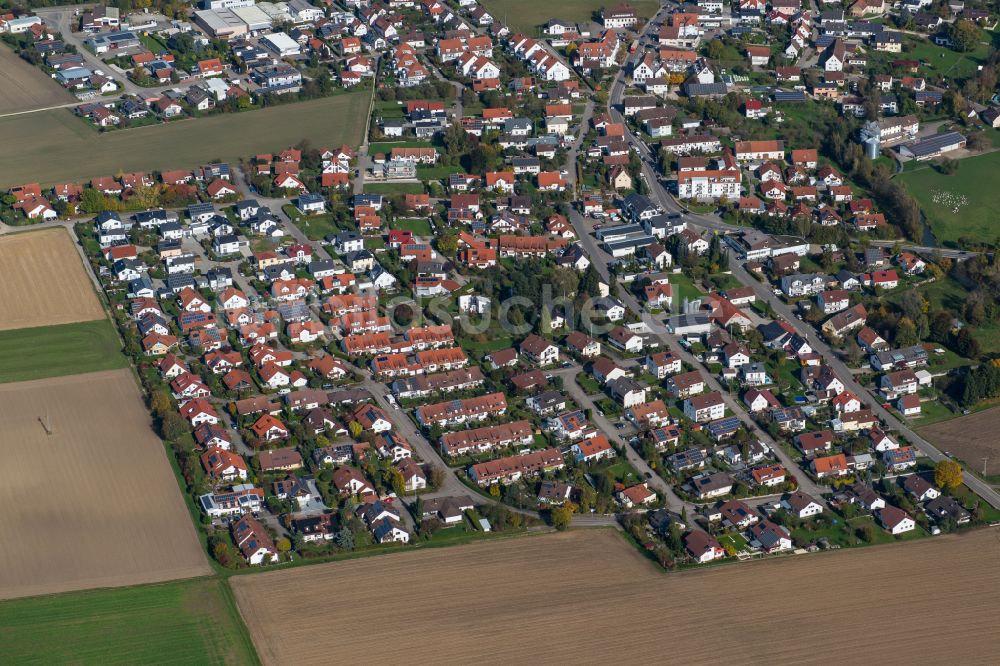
[231,528,1000,665]
[481,0,659,35]
[0,578,259,665]
[0,43,74,115]
[0,228,105,330]
[0,92,370,187]
[897,151,1000,247]
[0,369,211,600]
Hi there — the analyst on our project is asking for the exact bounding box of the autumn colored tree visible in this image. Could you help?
[550,502,576,531]
[935,460,964,490]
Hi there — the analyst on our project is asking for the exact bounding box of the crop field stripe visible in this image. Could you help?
[0,92,370,187]
[0,578,260,665]
[0,319,126,384]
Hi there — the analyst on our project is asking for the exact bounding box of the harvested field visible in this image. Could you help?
[232,528,1000,666]
[0,43,73,115]
[0,578,259,665]
[0,227,104,330]
[0,369,210,600]
[921,407,1000,476]
[0,92,370,187]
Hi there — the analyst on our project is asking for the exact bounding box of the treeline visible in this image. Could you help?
[959,363,1000,406]
[824,125,923,241]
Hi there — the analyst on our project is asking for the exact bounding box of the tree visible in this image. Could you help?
[550,502,576,530]
[348,420,363,439]
[936,158,959,175]
[953,327,981,359]
[949,19,982,53]
[160,412,189,441]
[934,459,964,490]
[276,537,291,552]
[390,469,405,496]
[80,188,111,214]
[336,527,355,551]
[436,231,458,256]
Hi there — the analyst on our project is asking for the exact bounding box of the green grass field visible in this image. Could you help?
[0,93,370,188]
[0,319,127,383]
[902,37,991,81]
[364,182,425,195]
[0,578,259,665]
[481,0,659,35]
[417,164,462,180]
[896,150,1000,247]
[394,217,434,236]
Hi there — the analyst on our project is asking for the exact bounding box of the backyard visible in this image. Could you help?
[394,218,435,236]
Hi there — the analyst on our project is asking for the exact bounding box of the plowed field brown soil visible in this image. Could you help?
[231,528,1000,665]
[0,370,211,600]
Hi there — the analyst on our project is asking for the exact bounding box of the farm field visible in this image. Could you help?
[0,369,211,600]
[0,228,105,330]
[481,0,659,35]
[231,528,1000,665]
[0,319,127,383]
[0,578,259,665]
[0,92,370,187]
[920,406,1000,476]
[0,43,74,115]
[896,151,1000,247]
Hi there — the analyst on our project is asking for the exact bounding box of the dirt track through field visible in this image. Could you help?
[0,370,211,600]
[232,528,1000,665]
[0,227,104,330]
[921,407,1000,475]
[0,44,73,116]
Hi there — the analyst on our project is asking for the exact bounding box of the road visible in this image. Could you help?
[727,259,1000,509]
[601,37,1000,510]
[36,7,182,98]
[556,6,831,505]
[555,367,689,513]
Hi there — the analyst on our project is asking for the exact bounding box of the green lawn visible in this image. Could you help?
[663,272,703,310]
[481,0,659,35]
[417,165,462,180]
[286,212,340,241]
[905,398,958,426]
[896,150,1000,248]
[576,373,602,396]
[0,319,126,383]
[901,37,991,81]
[364,182,425,195]
[0,578,259,665]
[394,218,434,236]
[0,93,370,187]
[718,532,749,553]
